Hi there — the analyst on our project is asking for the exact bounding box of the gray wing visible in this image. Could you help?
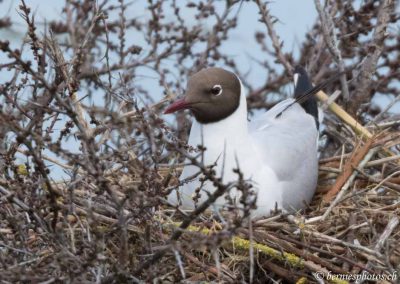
[249,100,319,210]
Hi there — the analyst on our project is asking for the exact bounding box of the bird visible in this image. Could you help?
[164,66,324,219]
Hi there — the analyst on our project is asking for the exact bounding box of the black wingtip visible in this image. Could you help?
[294,65,307,76]
[293,66,319,130]
[294,65,313,98]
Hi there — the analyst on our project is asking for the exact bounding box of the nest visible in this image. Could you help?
[1,96,399,283]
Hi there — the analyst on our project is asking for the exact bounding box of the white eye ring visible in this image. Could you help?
[211,84,223,96]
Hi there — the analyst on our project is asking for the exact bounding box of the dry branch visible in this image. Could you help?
[350,0,395,114]
[316,91,372,139]
[314,0,350,102]
[0,0,399,283]
[255,0,293,74]
[324,138,375,202]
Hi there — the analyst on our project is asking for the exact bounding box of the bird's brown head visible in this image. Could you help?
[164,67,241,124]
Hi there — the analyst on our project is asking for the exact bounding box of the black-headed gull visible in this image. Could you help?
[165,66,324,218]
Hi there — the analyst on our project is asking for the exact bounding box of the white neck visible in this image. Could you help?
[188,82,248,150]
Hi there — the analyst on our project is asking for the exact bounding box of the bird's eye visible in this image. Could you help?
[211,84,222,96]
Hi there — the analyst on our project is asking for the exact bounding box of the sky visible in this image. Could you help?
[0,0,317,86]
[0,0,399,178]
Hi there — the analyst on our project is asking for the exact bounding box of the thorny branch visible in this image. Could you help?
[314,0,350,103]
[0,0,399,282]
[350,0,395,115]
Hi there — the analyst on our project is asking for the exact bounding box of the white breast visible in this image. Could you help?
[168,84,318,219]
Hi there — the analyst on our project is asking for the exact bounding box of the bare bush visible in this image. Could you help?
[0,0,399,282]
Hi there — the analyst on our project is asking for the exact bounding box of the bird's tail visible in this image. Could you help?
[275,66,342,125]
[293,66,319,130]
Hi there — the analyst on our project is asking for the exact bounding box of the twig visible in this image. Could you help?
[374,216,399,252]
[261,261,298,283]
[370,94,400,124]
[369,170,400,192]
[306,231,383,259]
[16,148,79,172]
[261,231,350,274]
[233,234,349,284]
[366,154,400,167]
[321,90,341,110]
[273,230,374,274]
[133,152,238,274]
[355,216,399,284]
[306,147,378,224]
[182,251,236,281]
[314,0,349,101]
[324,139,375,202]
[322,147,378,218]
[162,222,350,282]
[316,91,373,138]
[350,0,394,113]
[0,185,48,232]
[255,0,293,74]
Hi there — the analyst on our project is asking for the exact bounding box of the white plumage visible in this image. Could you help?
[167,68,319,219]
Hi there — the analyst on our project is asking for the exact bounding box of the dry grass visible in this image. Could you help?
[2,110,399,283]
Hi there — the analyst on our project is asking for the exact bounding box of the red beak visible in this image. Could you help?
[164,98,191,114]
